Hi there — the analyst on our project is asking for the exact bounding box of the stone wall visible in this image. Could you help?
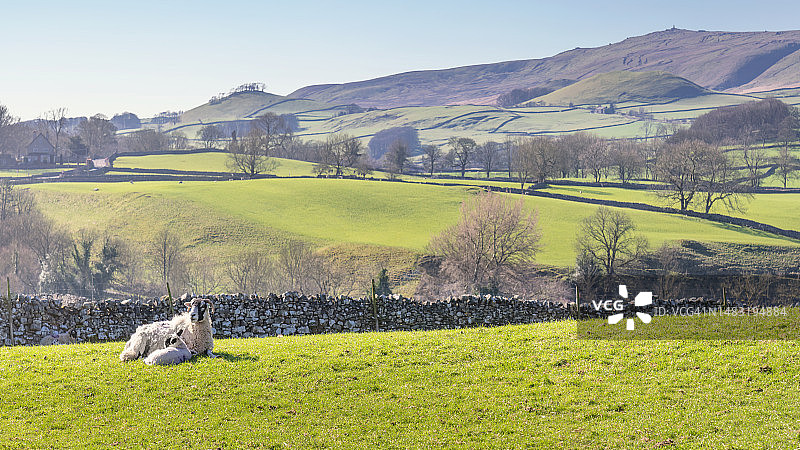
[0,293,569,346]
[0,293,775,347]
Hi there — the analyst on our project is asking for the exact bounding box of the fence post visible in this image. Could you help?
[5,277,13,345]
[371,279,379,332]
[166,282,175,316]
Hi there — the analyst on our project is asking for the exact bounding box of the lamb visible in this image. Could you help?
[144,331,193,366]
[119,297,217,362]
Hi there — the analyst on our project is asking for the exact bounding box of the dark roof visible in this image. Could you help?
[26,134,55,155]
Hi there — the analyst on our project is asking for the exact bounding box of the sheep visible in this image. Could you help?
[144,331,194,366]
[119,297,217,362]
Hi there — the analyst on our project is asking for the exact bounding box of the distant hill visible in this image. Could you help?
[179,90,339,124]
[536,71,709,105]
[288,28,800,108]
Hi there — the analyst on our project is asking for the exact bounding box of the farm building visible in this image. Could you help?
[25,134,56,165]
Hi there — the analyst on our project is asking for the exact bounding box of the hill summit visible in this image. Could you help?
[289,28,800,108]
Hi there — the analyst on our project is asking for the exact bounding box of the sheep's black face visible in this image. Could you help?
[165,336,178,347]
[186,299,213,323]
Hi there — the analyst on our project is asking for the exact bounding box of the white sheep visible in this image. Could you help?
[144,332,193,366]
[120,297,217,362]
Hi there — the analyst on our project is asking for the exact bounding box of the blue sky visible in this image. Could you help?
[2,0,799,119]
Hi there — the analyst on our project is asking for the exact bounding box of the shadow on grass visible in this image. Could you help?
[214,351,260,362]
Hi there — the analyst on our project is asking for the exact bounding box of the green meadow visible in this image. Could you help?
[29,178,796,271]
[540,185,800,233]
[1,321,799,449]
[113,153,320,177]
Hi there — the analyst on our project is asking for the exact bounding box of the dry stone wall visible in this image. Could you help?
[0,293,569,346]
[0,292,757,346]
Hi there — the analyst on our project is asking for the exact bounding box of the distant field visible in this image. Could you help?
[113,153,320,177]
[28,179,796,273]
[2,321,799,448]
[540,185,800,233]
[0,168,65,178]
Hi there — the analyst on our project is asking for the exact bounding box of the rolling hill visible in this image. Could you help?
[535,71,710,105]
[288,28,800,108]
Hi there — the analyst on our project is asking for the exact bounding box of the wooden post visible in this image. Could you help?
[371,279,379,332]
[166,282,175,316]
[6,277,13,344]
[575,285,580,320]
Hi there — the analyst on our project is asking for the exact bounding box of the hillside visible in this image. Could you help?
[2,322,799,448]
[536,71,710,105]
[179,90,338,124]
[29,179,797,271]
[288,28,800,108]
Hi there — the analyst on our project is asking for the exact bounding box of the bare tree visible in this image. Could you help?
[316,133,362,176]
[653,244,682,300]
[225,251,276,294]
[477,141,501,178]
[304,252,356,296]
[512,136,558,188]
[385,138,409,176]
[655,140,705,211]
[697,145,748,214]
[448,137,476,178]
[502,136,515,179]
[278,240,314,293]
[740,131,768,188]
[184,259,222,295]
[148,228,185,291]
[573,249,603,301]
[576,207,648,281]
[123,129,170,153]
[421,144,442,177]
[197,125,225,149]
[428,191,541,294]
[0,104,20,156]
[227,113,291,177]
[579,136,608,182]
[774,119,798,188]
[78,114,117,157]
[609,139,644,183]
[774,145,799,188]
[512,137,536,190]
[41,108,68,159]
[169,131,189,150]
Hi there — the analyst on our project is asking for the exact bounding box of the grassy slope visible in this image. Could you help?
[541,185,800,233]
[1,321,799,448]
[536,71,709,106]
[179,91,338,124]
[28,179,796,270]
[113,154,320,177]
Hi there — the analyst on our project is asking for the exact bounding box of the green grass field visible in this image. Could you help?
[28,179,796,272]
[113,153,320,177]
[0,168,65,177]
[2,321,799,448]
[540,185,800,233]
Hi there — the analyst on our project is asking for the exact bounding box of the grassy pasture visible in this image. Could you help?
[540,185,800,234]
[113,153,320,177]
[28,179,796,271]
[1,321,799,448]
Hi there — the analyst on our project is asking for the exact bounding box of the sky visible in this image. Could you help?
[2,0,800,120]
